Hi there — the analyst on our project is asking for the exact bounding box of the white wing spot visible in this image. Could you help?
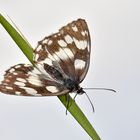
[48,40,53,45]
[81,31,86,36]
[83,40,87,49]
[52,54,60,62]
[9,68,15,73]
[17,78,26,83]
[24,64,31,67]
[72,25,78,32]
[6,86,13,90]
[3,83,8,85]
[5,79,10,82]
[73,38,87,50]
[46,86,59,93]
[64,35,73,44]
[29,68,41,75]
[28,75,43,86]
[42,39,48,44]
[63,48,74,60]
[74,59,86,70]
[85,30,88,35]
[48,53,55,61]
[36,45,42,52]
[20,87,41,96]
[15,65,21,69]
[87,43,90,52]
[14,81,25,87]
[55,48,68,60]
[35,54,39,60]
[58,40,67,47]
[42,58,53,65]
[15,91,21,95]
[13,72,18,75]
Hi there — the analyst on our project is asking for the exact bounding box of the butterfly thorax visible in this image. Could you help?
[64,79,85,94]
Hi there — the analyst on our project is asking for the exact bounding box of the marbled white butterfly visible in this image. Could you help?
[0,19,91,97]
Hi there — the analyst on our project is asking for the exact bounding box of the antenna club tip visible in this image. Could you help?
[111,89,117,93]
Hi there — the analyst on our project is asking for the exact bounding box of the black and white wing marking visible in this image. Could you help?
[0,19,91,96]
[34,19,91,83]
[0,64,69,96]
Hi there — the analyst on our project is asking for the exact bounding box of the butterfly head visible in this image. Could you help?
[76,87,85,95]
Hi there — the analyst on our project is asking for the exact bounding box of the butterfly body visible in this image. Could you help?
[64,78,77,90]
[0,19,91,97]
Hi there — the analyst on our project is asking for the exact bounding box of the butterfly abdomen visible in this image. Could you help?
[44,64,64,81]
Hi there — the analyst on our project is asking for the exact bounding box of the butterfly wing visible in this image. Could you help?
[34,19,91,83]
[60,19,91,82]
[0,64,69,96]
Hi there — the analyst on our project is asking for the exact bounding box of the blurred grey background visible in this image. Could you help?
[0,0,139,139]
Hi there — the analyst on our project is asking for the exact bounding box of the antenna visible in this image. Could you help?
[84,92,95,113]
[83,88,116,93]
[83,87,116,113]
[73,88,116,114]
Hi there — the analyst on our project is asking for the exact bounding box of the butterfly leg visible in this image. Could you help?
[64,94,74,115]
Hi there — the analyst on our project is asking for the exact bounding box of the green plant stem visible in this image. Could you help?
[0,13,101,140]
[58,95,100,140]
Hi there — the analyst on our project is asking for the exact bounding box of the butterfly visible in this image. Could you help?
[0,19,91,97]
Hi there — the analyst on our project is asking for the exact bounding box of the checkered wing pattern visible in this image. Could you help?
[0,19,91,96]
[0,64,69,96]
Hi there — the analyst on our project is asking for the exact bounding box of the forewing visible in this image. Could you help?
[0,64,69,96]
[60,19,91,82]
[34,19,91,83]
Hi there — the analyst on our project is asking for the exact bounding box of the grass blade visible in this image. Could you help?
[0,13,101,140]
